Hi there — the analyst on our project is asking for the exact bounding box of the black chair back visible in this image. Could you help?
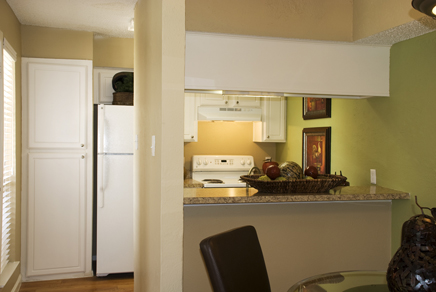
[200,225,271,292]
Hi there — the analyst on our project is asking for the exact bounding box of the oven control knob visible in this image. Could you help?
[247,160,252,166]
[240,159,245,165]
[203,160,208,165]
[196,159,201,165]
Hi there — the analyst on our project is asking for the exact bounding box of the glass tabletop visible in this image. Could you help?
[288,271,388,292]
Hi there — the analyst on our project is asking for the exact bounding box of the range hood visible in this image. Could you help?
[197,106,262,121]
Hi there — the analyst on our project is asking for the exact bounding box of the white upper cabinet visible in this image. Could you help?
[94,67,133,104]
[184,93,199,142]
[24,59,91,149]
[230,95,261,107]
[185,32,390,98]
[198,94,261,107]
[198,94,228,106]
[253,97,286,142]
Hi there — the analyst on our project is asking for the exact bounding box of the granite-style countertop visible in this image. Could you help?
[184,179,204,188]
[183,185,410,205]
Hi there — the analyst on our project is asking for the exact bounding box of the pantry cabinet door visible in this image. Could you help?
[26,153,89,277]
[25,59,91,149]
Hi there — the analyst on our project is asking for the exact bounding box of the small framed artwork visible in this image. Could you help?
[303,97,331,120]
[302,127,331,174]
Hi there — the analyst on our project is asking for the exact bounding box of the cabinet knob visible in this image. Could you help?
[225,101,228,104]
[81,155,85,159]
[267,136,270,139]
[81,144,84,147]
[236,101,239,104]
[191,136,194,139]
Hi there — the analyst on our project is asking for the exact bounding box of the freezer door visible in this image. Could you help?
[98,105,134,154]
[96,153,134,275]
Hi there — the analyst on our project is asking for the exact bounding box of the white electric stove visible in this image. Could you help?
[191,155,255,188]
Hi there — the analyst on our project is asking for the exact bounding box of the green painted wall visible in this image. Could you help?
[277,31,436,254]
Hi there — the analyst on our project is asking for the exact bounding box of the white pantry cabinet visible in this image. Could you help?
[22,58,93,281]
[94,67,133,104]
[184,93,199,142]
[253,97,286,142]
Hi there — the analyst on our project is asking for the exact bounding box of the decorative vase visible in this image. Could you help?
[386,199,436,292]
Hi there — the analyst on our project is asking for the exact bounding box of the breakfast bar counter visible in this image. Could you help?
[183,185,410,292]
[183,185,410,205]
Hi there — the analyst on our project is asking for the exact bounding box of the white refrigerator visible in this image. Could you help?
[95,104,134,276]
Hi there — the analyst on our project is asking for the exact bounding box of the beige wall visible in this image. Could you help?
[353,0,423,41]
[134,0,185,291]
[0,1,21,291]
[21,25,93,59]
[184,122,276,173]
[186,0,353,42]
[93,36,134,68]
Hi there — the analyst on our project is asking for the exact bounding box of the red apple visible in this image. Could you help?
[266,165,281,180]
[262,160,279,174]
[304,166,319,179]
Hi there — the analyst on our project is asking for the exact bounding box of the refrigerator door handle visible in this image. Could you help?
[98,105,105,154]
[97,154,104,208]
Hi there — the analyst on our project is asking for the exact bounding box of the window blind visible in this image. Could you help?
[2,39,16,273]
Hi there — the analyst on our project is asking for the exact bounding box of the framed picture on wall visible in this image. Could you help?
[302,127,331,174]
[303,97,331,120]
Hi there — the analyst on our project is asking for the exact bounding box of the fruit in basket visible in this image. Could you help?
[304,165,318,179]
[305,176,314,180]
[279,161,303,179]
[258,175,271,181]
[265,165,280,180]
[275,177,287,181]
[262,158,279,174]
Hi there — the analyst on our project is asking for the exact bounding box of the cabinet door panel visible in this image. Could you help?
[93,68,133,105]
[232,96,260,107]
[27,61,90,149]
[27,153,87,276]
[198,94,228,106]
[265,97,286,141]
[184,93,198,142]
[253,97,286,142]
[98,71,116,104]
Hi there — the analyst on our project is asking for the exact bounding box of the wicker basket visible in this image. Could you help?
[113,92,133,105]
[239,174,347,194]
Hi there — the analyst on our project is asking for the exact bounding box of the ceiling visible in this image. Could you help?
[5,0,436,44]
[6,0,137,38]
